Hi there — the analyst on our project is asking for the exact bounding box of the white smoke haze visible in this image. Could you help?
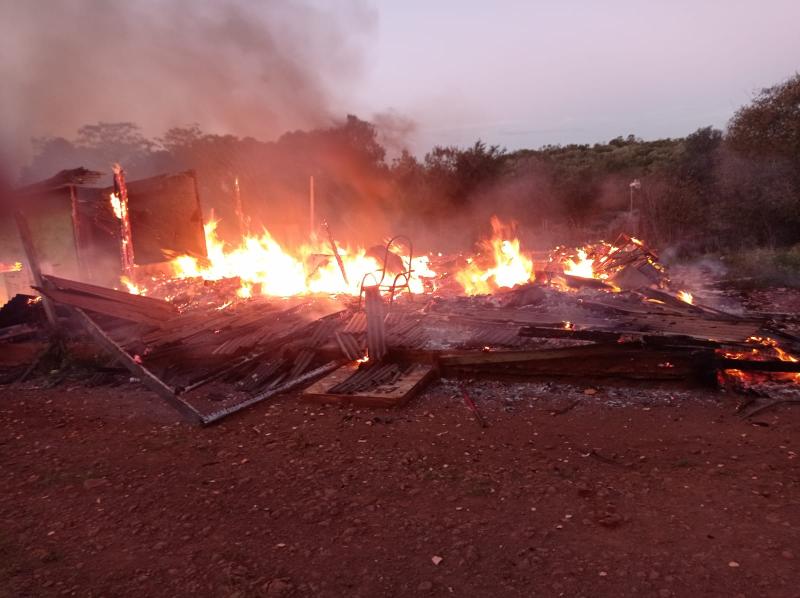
[0,0,377,173]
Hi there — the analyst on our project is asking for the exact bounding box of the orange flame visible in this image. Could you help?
[721,336,800,385]
[109,192,124,219]
[168,217,435,298]
[120,276,143,295]
[0,262,23,273]
[455,217,533,295]
[563,249,595,279]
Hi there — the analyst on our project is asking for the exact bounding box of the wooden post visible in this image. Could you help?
[12,210,57,328]
[309,175,315,237]
[112,163,135,280]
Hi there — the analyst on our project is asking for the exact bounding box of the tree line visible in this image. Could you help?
[22,74,800,254]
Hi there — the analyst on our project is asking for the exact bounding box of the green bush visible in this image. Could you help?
[726,245,800,287]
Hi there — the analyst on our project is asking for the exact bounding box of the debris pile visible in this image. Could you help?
[3,169,799,424]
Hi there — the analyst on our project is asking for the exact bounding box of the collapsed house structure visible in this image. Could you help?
[2,168,800,425]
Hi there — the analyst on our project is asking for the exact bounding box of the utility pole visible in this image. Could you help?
[233,176,248,236]
[629,178,641,214]
[309,175,315,238]
[629,178,642,236]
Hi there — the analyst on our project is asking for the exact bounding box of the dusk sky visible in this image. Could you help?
[1,0,799,165]
[353,0,800,152]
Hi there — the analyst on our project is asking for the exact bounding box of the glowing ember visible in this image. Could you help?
[678,290,693,304]
[720,336,800,385]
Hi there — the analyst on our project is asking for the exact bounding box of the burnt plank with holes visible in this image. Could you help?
[302,362,437,407]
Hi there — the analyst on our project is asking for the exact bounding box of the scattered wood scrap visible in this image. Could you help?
[3,257,800,425]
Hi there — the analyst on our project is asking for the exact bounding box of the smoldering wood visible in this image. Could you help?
[112,164,136,279]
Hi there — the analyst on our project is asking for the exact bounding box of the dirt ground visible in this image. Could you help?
[1,373,799,598]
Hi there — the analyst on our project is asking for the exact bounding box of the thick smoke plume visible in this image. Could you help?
[0,0,375,173]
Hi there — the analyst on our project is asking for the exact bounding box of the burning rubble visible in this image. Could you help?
[2,167,800,424]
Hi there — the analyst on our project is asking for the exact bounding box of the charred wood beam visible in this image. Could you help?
[518,325,725,349]
[714,358,800,373]
[112,163,135,280]
[437,344,715,381]
[35,285,172,327]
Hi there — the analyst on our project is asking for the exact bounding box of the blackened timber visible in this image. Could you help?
[714,358,800,373]
[43,275,175,311]
[438,344,715,381]
[518,325,726,348]
[36,284,174,326]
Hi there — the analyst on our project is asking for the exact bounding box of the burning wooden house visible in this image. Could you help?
[2,185,800,425]
[0,167,207,304]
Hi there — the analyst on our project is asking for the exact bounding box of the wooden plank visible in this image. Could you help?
[435,305,763,345]
[518,325,727,348]
[439,346,623,366]
[302,362,437,408]
[36,285,171,326]
[714,358,800,373]
[43,274,177,313]
[438,344,713,381]
[72,308,203,424]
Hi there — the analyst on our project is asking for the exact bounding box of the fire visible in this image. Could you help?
[109,192,124,219]
[720,336,800,385]
[168,217,435,298]
[120,276,143,295]
[563,249,594,279]
[678,290,693,304]
[455,217,533,295]
[0,262,23,273]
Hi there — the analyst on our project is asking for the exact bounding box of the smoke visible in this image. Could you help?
[371,109,417,160]
[0,0,376,173]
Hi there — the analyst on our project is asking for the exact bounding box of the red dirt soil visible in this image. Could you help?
[1,377,799,597]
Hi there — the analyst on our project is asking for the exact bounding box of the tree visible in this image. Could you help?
[727,73,800,162]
